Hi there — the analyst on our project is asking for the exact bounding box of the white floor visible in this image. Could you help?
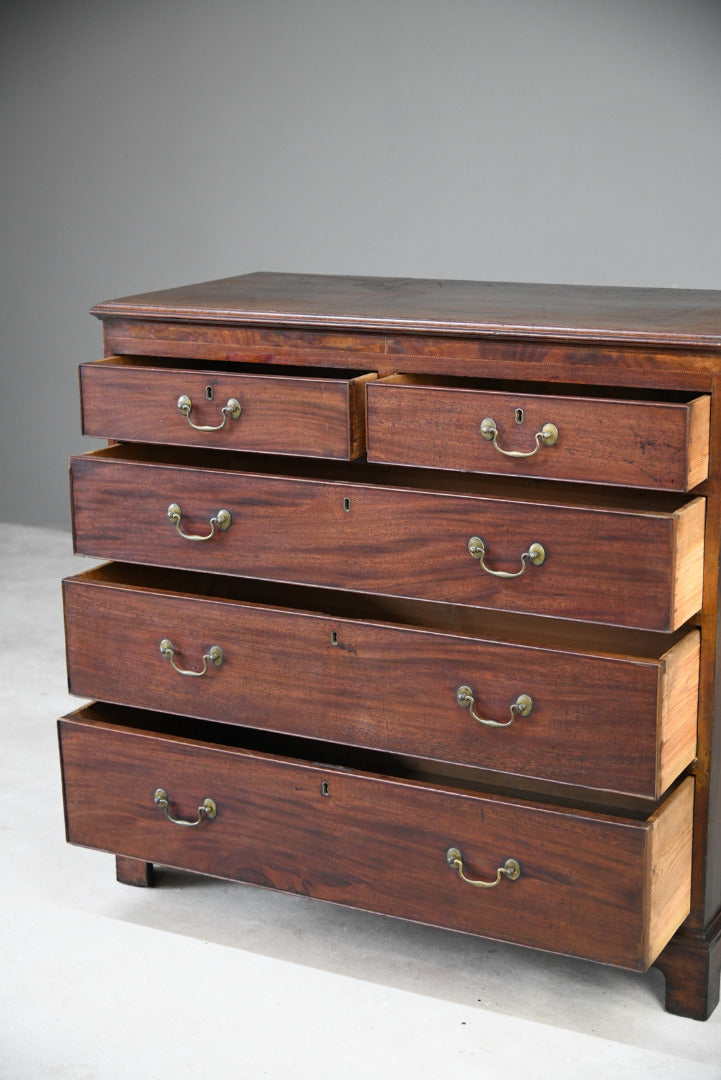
[1,522,720,1079]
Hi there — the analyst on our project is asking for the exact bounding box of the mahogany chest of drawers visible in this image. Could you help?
[59,273,721,1018]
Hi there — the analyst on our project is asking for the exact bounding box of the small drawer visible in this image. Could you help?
[80,356,377,460]
[70,446,705,631]
[63,565,699,800]
[366,377,711,491]
[59,703,694,971]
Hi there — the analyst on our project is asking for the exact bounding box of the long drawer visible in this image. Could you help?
[70,446,705,631]
[80,357,377,460]
[366,377,711,491]
[58,704,694,972]
[63,565,699,800]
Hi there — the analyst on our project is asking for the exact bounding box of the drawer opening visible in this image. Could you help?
[68,561,694,659]
[88,355,378,380]
[59,708,694,970]
[60,701,688,821]
[80,358,379,462]
[76,442,705,513]
[374,373,707,405]
[64,563,700,806]
[367,377,710,493]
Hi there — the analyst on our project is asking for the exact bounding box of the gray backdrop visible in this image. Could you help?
[2,0,720,529]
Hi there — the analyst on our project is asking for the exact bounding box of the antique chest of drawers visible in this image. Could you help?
[59,273,721,1018]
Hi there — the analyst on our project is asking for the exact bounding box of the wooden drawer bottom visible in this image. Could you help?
[58,704,693,972]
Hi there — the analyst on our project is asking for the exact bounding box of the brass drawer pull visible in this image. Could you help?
[153,787,217,827]
[480,417,558,458]
[467,535,545,578]
[159,638,224,677]
[456,685,533,727]
[177,394,241,431]
[446,847,521,888]
[167,502,231,541]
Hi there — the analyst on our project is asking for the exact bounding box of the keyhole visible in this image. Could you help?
[206,385,214,400]
[330,631,339,645]
[320,781,330,797]
[343,497,351,512]
[515,408,524,424]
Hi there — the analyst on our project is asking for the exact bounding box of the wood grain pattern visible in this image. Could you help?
[80,357,375,460]
[672,498,706,630]
[58,705,695,970]
[89,273,721,349]
[645,779,694,966]
[658,631,701,795]
[69,448,705,631]
[100,319,720,391]
[62,566,699,799]
[62,272,721,1018]
[366,378,710,492]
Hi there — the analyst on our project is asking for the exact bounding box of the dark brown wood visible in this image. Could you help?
[80,357,375,461]
[60,272,721,1018]
[367,378,710,492]
[90,273,721,349]
[116,854,155,887]
[58,705,693,971]
[69,447,704,632]
[62,565,698,799]
[654,915,721,1020]
[98,319,719,391]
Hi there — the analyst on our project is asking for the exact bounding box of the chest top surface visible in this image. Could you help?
[91,272,721,350]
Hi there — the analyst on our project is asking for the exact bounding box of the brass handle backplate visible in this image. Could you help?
[446,847,521,888]
[467,536,545,578]
[153,787,217,827]
[480,417,558,458]
[159,638,224,677]
[177,394,241,432]
[167,502,232,542]
[456,685,533,728]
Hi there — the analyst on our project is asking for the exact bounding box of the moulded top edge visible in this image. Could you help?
[89,272,721,350]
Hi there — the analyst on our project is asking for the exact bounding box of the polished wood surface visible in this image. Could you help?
[59,705,693,970]
[99,319,721,391]
[367,378,710,491]
[62,566,698,799]
[91,273,721,348]
[60,272,721,1018]
[81,357,375,460]
[69,448,705,631]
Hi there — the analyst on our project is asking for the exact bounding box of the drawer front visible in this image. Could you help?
[63,569,699,799]
[59,706,694,970]
[70,452,705,631]
[80,358,376,460]
[366,380,710,491]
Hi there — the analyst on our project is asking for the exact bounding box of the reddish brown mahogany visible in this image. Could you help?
[57,274,721,1019]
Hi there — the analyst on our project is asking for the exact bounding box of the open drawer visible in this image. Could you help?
[80,356,377,460]
[59,703,694,972]
[63,564,699,800]
[70,445,706,631]
[366,376,710,491]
